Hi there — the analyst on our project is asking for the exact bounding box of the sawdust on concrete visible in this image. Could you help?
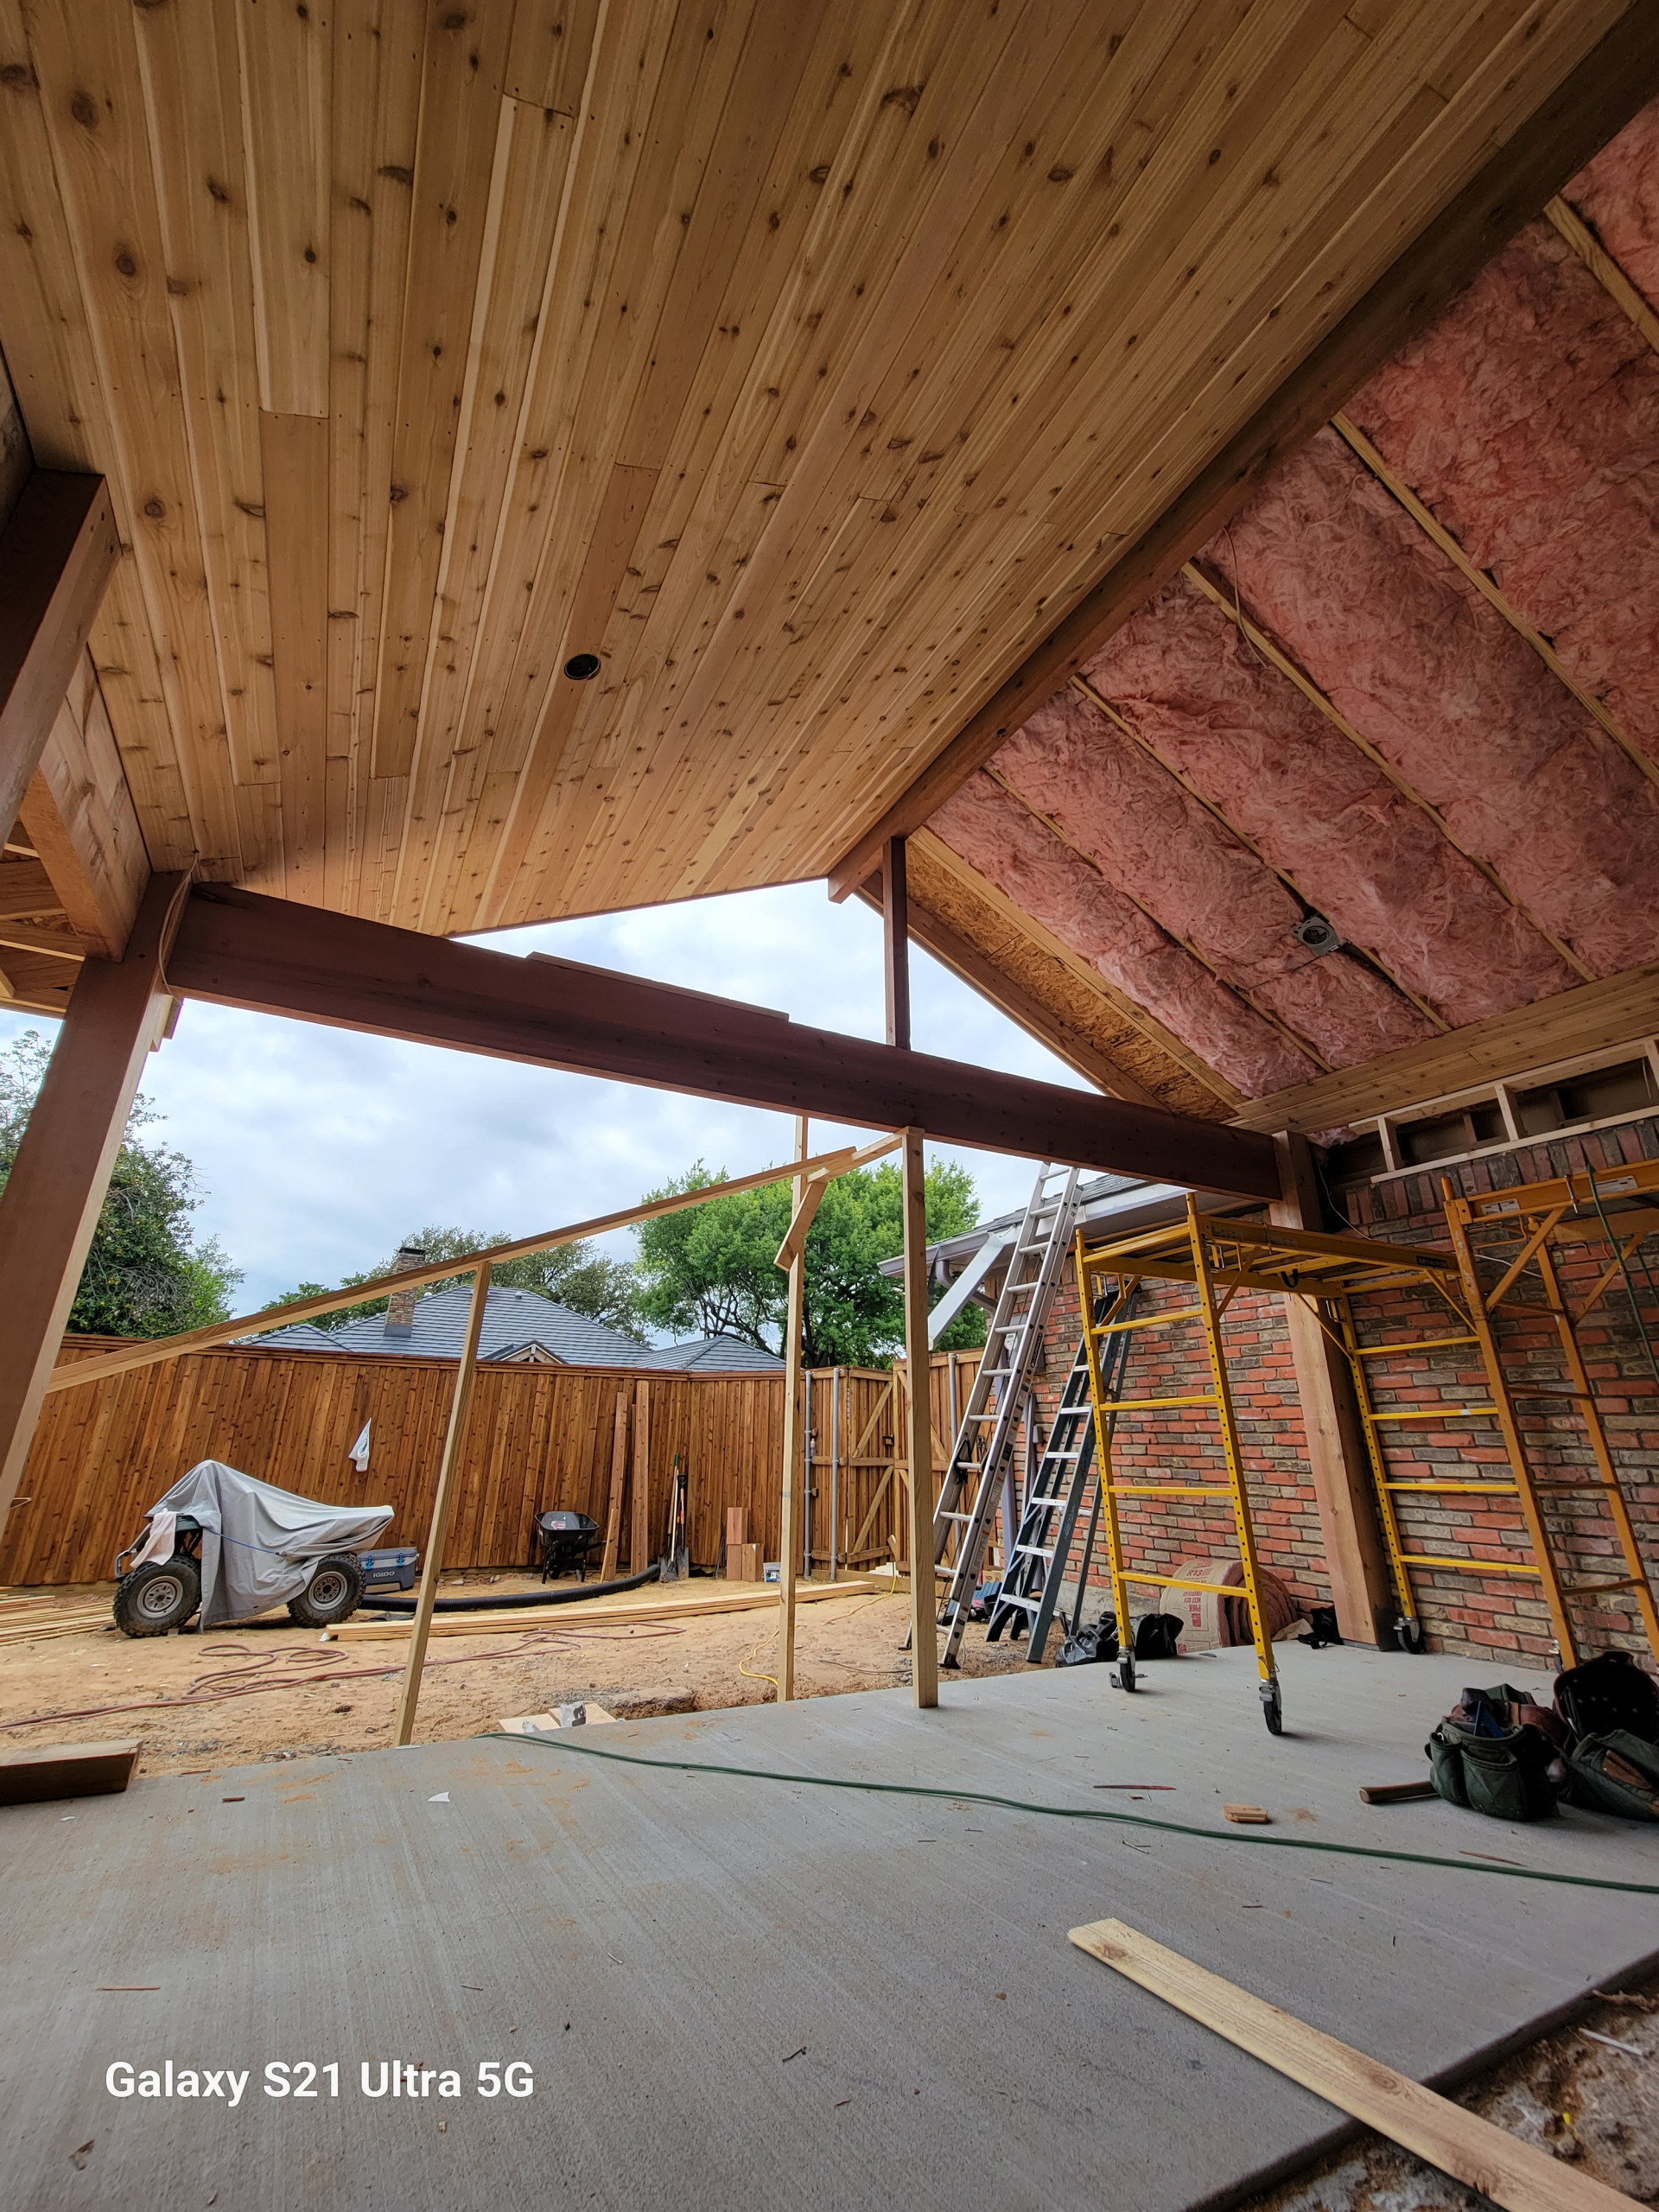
[0,1570,1032,1778]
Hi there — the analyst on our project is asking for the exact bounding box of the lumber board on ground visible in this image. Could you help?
[1069,1918,1639,2212]
[329,1576,889,1640]
[0,1737,139,1805]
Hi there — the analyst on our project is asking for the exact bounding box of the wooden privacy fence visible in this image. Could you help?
[3,1338,979,1589]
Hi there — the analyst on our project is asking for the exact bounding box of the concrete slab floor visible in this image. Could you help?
[3,1641,1656,2212]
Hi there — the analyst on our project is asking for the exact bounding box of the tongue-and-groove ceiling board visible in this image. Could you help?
[0,0,1639,942]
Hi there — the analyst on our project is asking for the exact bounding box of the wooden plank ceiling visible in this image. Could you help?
[0,0,1636,995]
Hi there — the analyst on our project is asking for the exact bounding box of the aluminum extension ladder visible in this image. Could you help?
[933,1164,1084,1668]
[987,1290,1137,1660]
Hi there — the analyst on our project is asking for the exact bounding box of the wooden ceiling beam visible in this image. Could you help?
[0,471,120,859]
[825,6,1659,901]
[162,883,1281,1198]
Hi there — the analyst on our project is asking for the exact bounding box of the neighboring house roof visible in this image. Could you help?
[632,1333,784,1373]
[877,1173,1166,1285]
[251,1320,347,1353]
[254,1283,648,1365]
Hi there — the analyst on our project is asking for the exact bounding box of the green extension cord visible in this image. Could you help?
[481,1731,1659,1897]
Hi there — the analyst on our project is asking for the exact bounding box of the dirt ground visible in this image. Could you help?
[0,1568,1029,1776]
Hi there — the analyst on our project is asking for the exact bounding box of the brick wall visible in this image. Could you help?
[1029,1115,1659,1667]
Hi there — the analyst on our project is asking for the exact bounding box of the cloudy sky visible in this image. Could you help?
[0,881,1087,1319]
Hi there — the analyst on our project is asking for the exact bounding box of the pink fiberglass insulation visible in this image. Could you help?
[1211,428,1659,980]
[992,687,1434,1067]
[1083,574,1577,1027]
[1348,213,1659,769]
[929,772,1319,1097]
[1567,98,1659,319]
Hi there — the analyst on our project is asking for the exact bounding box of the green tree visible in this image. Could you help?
[269,1223,644,1340]
[0,1028,242,1338]
[632,1156,983,1368]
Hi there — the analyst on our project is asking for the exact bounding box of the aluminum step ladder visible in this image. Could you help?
[932,1164,1083,1668]
[987,1284,1136,1660]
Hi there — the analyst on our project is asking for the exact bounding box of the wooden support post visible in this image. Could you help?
[882,836,910,1051]
[0,472,120,842]
[1269,1132,1393,1644]
[0,871,181,1520]
[777,1116,808,1699]
[901,1127,939,1707]
[631,1377,652,1571]
[393,1261,492,1747]
[599,1393,628,1581]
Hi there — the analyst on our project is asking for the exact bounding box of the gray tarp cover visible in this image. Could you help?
[144,1461,393,1626]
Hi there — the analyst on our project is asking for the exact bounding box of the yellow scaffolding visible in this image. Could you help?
[1076,1195,1460,1734]
[1427,1159,1659,1672]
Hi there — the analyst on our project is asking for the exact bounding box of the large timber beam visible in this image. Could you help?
[826,5,1659,899]
[0,472,120,846]
[0,872,183,1520]
[163,884,1280,1197]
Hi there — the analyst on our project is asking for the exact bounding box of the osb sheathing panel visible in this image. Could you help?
[930,772,1318,1099]
[994,688,1436,1069]
[904,836,1228,1122]
[1216,427,1659,981]
[1083,574,1578,1027]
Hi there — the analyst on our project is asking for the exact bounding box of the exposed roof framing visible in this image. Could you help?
[826,3,1659,899]
[0,0,1646,934]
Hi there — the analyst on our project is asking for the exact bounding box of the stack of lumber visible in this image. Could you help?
[0,1597,111,1645]
[330,1575,894,1642]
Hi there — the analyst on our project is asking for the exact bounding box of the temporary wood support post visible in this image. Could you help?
[882,837,910,1052]
[393,1261,492,1747]
[0,872,181,1520]
[631,1378,652,1572]
[777,1116,808,1700]
[599,1393,628,1581]
[0,472,121,844]
[1269,1132,1394,1643]
[901,1128,939,1708]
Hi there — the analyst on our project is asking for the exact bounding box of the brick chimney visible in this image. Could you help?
[385,1243,426,1335]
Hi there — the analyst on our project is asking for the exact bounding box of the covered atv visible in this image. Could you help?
[113,1460,393,1637]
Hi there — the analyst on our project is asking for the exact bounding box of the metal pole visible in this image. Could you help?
[394,1260,492,1746]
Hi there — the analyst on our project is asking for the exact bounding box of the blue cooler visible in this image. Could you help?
[357,1546,419,1592]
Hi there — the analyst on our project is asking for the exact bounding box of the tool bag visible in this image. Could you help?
[1554,1650,1659,1745]
[1426,1683,1560,1823]
[1565,1730,1659,1820]
[1131,1611,1184,1660]
[1055,1612,1118,1667]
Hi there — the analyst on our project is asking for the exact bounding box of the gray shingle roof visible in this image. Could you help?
[632,1333,784,1372]
[256,1283,648,1365]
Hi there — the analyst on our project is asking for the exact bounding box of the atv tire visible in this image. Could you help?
[287,1553,365,1628]
[114,1556,201,1637]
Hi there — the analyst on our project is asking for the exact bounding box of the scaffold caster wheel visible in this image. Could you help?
[1112,1652,1136,1693]
[1396,1618,1425,1655]
[1261,1680,1283,1736]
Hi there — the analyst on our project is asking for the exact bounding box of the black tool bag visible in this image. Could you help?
[1056,1612,1118,1668]
[1566,1729,1659,1820]
[1554,1651,1659,1746]
[1131,1611,1184,1660]
[1426,1682,1560,1822]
